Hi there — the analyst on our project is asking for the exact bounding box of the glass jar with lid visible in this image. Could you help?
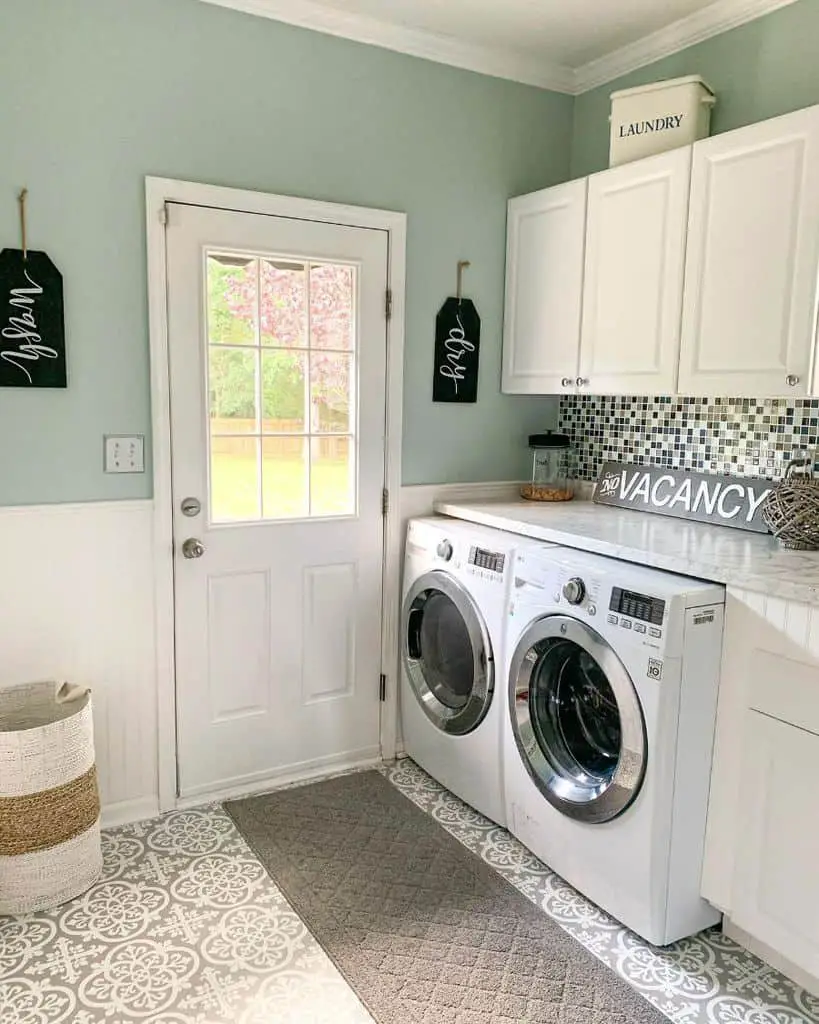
[520,431,575,502]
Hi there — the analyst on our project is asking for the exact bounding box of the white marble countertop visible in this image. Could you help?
[433,498,819,605]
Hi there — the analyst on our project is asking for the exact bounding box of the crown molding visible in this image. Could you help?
[572,0,801,94]
[198,0,576,93]
[197,0,801,96]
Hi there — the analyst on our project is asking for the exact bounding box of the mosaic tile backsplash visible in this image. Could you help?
[559,395,819,482]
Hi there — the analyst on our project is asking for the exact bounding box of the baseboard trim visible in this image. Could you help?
[723,918,819,998]
[175,748,384,808]
[101,797,161,829]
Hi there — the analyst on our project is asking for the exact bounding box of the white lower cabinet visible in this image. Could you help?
[579,147,690,394]
[732,710,819,978]
[704,588,819,991]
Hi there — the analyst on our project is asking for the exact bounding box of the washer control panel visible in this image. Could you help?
[607,587,666,638]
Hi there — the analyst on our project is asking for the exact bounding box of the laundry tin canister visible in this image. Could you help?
[521,431,575,502]
[609,75,715,166]
[0,681,102,914]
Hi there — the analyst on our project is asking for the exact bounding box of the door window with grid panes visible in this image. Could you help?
[206,252,357,522]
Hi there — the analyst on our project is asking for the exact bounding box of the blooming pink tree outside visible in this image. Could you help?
[224,260,353,419]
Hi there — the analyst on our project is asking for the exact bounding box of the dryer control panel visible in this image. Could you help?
[468,546,506,575]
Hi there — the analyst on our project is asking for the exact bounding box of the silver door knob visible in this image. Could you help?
[561,377,573,387]
[576,377,589,387]
[786,374,800,387]
[181,538,205,559]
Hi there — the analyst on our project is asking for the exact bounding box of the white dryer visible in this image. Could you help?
[503,544,725,946]
[401,517,538,826]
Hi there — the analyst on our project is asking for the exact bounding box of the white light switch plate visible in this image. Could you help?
[104,435,145,474]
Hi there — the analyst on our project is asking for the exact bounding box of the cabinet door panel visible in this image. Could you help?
[502,180,587,394]
[680,106,819,396]
[733,711,819,977]
[579,147,690,395]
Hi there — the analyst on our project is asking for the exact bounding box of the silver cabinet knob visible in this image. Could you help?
[576,377,589,387]
[181,538,205,559]
[561,377,573,387]
[786,374,800,387]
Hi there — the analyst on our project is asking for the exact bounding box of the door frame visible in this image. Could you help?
[145,177,407,812]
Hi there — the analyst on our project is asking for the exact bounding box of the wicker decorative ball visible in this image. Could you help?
[761,478,819,550]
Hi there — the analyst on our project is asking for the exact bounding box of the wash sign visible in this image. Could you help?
[593,463,772,534]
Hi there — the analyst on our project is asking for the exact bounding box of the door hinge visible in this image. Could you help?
[382,487,389,516]
[379,674,387,702]
[158,203,169,226]
[385,288,393,321]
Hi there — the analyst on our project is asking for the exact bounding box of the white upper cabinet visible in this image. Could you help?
[579,147,691,395]
[679,106,819,397]
[502,180,587,395]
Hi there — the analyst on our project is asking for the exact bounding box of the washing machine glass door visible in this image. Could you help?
[509,614,646,823]
[402,571,493,735]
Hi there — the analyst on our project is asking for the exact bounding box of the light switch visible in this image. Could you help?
[104,435,145,474]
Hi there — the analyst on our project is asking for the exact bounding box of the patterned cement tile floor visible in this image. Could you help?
[1,758,818,1024]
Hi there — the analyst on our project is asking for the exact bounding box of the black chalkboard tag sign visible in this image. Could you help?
[433,297,481,403]
[0,249,66,388]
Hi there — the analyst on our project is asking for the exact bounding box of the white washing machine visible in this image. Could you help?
[503,543,726,946]
[401,517,543,826]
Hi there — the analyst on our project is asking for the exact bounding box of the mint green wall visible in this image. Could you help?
[0,0,570,505]
[571,0,819,178]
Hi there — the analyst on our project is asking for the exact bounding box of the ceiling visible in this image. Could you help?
[199,0,798,93]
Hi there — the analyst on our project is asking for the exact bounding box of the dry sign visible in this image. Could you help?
[593,463,772,534]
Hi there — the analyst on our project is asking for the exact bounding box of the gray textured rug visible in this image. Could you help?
[225,771,667,1024]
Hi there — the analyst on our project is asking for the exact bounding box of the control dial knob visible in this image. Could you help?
[562,577,586,605]
[436,540,453,562]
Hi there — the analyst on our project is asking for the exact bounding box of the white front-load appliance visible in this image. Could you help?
[401,517,540,827]
[503,544,725,946]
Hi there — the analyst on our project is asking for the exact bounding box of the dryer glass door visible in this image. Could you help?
[509,615,646,823]
[402,571,493,735]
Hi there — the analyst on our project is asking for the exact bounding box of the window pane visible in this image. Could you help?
[261,260,307,348]
[207,255,256,345]
[310,353,352,433]
[209,347,257,434]
[262,350,306,433]
[211,436,261,522]
[311,436,355,517]
[310,264,354,351]
[263,436,308,519]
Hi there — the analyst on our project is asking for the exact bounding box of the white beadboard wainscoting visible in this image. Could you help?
[0,484,517,825]
[0,499,158,827]
[399,480,519,533]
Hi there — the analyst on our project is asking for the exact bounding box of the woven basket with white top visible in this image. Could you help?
[0,681,102,914]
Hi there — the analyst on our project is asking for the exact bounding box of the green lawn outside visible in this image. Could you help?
[211,450,354,521]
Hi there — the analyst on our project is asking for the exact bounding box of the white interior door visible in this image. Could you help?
[166,202,389,800]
